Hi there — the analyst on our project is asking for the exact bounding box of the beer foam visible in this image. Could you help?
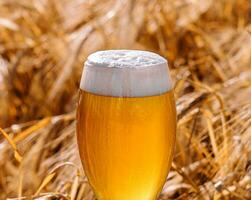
[80,50,172,97]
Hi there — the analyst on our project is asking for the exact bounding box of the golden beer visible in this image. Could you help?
[76,50,176,200]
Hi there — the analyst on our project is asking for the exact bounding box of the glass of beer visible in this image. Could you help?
[76,50,176,200]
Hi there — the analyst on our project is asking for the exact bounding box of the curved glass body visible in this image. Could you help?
[76,50,176,200]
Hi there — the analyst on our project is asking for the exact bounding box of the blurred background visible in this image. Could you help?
[0,0,251,199]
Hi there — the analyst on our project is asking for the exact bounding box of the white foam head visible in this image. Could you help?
[80,50,172,97]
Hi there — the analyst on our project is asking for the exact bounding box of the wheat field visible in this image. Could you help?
[0,0,251,199]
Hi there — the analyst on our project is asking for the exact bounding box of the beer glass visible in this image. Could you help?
[76,50,176,200]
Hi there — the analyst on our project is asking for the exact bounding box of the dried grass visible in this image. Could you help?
[0,0,251,199]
